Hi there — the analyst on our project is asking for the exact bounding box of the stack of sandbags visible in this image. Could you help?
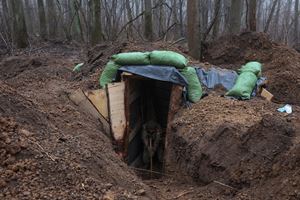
[226,61,262,100]
[99,51,202,103]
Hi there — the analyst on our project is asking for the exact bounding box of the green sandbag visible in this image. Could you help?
[99,61,120,87]
[238,61,262,77]
[180,67,202,103]
[226,72,258,100]
[150,50,187,69]
[111,52,150,65]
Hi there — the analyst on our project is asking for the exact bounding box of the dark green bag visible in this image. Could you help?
[180,67,202,103]
[99,61,120,87]
[150,50,187,69]
[111,52,150,65]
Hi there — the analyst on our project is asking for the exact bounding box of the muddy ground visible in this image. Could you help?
[0,33,300,199]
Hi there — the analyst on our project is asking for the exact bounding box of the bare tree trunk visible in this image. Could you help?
[158,0,165,37]
[10,0,28,48]
[212,0,221,38]
[47,0,57,39]
[229,0,242,34]
[172,0,180,39]
[179,0,184,37]
[264,0,279,33]
[144,0,153,41]
[37,0,47,40]
[201,0,209,32]
[295,0,299,43]
[187,0,200,59]
[274,0,281,40]
[24,0,34,35]
[1,0,11,37]
[248,0,257,31]
[223,0,231,32]
[256,0,263,31]
[125,0,133,38]
[90,0,102,44]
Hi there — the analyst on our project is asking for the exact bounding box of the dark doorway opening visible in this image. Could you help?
[123,75,177,178]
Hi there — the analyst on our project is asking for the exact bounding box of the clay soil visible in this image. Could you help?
[0,33,300,200]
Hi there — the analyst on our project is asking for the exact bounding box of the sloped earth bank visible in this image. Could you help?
[203,32,300,105]
[0,36,300,200]
[170,95,300,199]
[0,47,154,200]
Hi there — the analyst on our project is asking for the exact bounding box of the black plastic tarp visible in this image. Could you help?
[116,65,188,87]
[115,65,265,101]
[196,67,266,97]
[196,67,238,90]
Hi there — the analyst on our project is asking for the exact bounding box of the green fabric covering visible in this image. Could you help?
[99,61,120,87]
[238,61,262,77]
[180,67,202,103]
[226,72,258,100]
[150,50,187,69]
[111,52,150,65]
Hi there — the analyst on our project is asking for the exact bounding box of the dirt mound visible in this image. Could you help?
[0,52,152,199]
[0,57,43,80]
[169,94,300,199]
[80,41,189,74]
[203,32,300,105]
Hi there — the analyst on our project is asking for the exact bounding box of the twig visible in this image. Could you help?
[171,191,192,199]
[213,180,238,191]
[155,23,177,42]
[129,166,169,177]
[171,38,185,46]
[0,31,11,53]
[27,138,57,162]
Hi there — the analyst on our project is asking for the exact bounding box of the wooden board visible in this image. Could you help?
[84,89,109,120]
[164,85,183,169]
[260,88,274,101]
[107,82,126,141]
[69,89,110,135]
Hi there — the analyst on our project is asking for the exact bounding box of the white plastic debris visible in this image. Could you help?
[73,63,84,72]
[277,104,292,114]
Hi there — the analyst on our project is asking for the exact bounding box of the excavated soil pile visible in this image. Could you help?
[170,94,300,199]
[0,50,152,199]
[203,32,300,105]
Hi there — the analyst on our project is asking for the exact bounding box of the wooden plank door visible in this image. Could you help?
[107,82,126,142]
